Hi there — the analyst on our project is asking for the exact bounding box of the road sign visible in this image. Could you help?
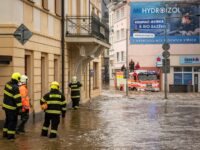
[14,24,32,45]
[162,43,170,51]
[162,51,170,58]
[162,59,170,73]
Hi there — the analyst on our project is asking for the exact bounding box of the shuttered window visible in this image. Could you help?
[55,0,61,16]
[42,0,48,11]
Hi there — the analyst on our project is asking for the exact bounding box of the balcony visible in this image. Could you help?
[66,15,109,45]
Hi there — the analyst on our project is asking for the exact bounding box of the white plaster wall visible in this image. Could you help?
[0,0,23,24]
[48,0,55,14]
[33,0,42,7]
[33,8,41,32]
[72,0,77,16]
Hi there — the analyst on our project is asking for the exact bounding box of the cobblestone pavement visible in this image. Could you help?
[0,90,200,150]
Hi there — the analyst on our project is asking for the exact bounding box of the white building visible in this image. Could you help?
[108,0,128,86]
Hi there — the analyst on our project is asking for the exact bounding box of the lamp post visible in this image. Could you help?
[126,28,129,97]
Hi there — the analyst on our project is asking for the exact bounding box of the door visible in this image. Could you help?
[194,74,198,92]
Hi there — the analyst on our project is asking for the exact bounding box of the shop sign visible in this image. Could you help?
[180,56,200,64]
[155,55,163,67]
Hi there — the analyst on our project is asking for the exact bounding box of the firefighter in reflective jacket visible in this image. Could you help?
[16,75,30,133]
[2,72,22,139]
[68,76,82,109]
[40,81,66,138]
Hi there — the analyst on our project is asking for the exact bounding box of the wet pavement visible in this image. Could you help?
[1,90,200,150]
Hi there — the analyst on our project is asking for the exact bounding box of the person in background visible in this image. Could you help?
[2,72,22,140]
[129,59,135,72]
[135,62,141,70]
[16,75,30,133]
[68,76,82,109]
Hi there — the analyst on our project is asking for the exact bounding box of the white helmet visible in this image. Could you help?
[20,75,28,84]
[72,76,77,83]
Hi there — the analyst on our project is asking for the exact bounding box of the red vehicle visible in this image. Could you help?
[128,70,160,92]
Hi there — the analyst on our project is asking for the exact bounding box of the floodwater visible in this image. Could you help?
[1,90,200,150]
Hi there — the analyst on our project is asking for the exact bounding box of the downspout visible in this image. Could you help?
[89,0,91,99]
[61,0,65,93]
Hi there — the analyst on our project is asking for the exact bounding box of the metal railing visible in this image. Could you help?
[66,15,109,43]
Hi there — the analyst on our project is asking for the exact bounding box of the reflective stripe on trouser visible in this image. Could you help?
[42,113,60,136]
[3,109,18,138]
[3,128,8,132]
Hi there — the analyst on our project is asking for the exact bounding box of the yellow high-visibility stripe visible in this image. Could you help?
[71,96,80,98]
[62,108,67,111]
[14,94,21,99]
[42,126,48,131]
[3,103,17,110]
[6,84,12,90]
[7,130,16,135]
[49,94,61,98]
[71,85,78,88]
[4,90,13,98]
[47,101,63,105]
[71,89,80,91]
[41,98,46,102]
[45,110,61,114]
[3,128,8,132]
[50,130,57,134]
[62,101,67,105]
[16,103,22,107]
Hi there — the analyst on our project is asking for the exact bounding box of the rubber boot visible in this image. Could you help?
[41,130,48,137]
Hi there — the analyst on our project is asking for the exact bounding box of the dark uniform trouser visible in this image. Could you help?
[41,113,60,138]
[72,98,80,108]
[3,109,18,139]
[17,110,29,132]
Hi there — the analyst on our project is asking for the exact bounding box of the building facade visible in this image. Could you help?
[108,0,128,86]
[0,0,109,120]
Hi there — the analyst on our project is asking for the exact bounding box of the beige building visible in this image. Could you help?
[0,0,109,119]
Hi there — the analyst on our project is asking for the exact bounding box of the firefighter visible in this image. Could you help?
[2,72,22,139]
[68,76,82,109]
[40,81,66,138]
[16,75,30,133]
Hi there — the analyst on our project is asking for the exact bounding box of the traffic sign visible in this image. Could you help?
[14,24,32,45]
[162,59,170,73]
[162,43,170,51]
[162,51,170,58]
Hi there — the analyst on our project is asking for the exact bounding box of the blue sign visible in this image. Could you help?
[130,2,200,44]
[180,56,200,64]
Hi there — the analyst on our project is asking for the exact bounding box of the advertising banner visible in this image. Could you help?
[130,1,200,44]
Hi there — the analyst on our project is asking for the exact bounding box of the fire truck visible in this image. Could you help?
[116,70,160,92]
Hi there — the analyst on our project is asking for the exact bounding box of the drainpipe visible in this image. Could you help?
[61,0,65,93]
[89,0,91,99]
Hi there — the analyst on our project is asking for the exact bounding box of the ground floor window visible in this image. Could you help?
[174,67,192,85]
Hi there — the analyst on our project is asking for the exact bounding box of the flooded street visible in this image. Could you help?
[1,90,200,150]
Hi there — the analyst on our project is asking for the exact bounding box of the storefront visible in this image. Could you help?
[171,56,200,92]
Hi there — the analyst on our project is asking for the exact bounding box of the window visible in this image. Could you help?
[55,0,61,16]
[117,30,120,41]
[121,29,125,39]
[121,7,125,18]
[93,62,99,89]
[194,67,200,72]
[174,67,192,85]
[42,0,48,10]
[117,52,119,62]
[116,10,120,21]
[121,51,124,61]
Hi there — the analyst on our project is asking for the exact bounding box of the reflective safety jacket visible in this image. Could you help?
[3,80,22,111]
[40,89,66,115]
[68,81,82,99]
[19,84,30,112]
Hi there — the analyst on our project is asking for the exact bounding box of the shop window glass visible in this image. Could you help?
[174,67,182,72]
[183,73,192,85]
[174,73,182,85]
[183,67,192,72]
[194,67,200,72]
